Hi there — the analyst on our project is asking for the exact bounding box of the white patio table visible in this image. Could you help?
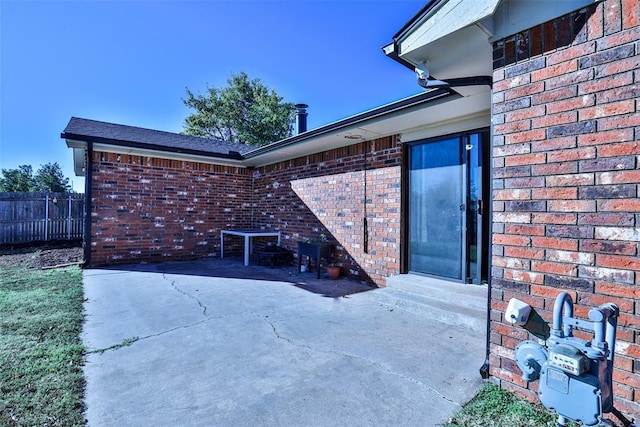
[220,229,281,266]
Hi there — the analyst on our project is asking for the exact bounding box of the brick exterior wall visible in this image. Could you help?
[88,136,402,286]
[253,135,402,286]
[89,151,251,265]
[490,0,640,418]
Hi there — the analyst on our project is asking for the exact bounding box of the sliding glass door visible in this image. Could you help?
[409,137,464,279]
[407,131,488,283]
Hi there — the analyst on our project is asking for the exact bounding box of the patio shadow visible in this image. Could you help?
[97,256,375,299]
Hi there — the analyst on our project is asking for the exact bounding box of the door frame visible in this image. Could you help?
[401,128,489,283]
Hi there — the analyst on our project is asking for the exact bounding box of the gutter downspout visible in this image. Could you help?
[480,82,494,380]
[83,142,93,266]
[413,71,494,378]
[479,182,493,377]
[363,140,369,254]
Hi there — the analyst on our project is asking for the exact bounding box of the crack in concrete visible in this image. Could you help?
[89,275,218,354]
[163,273,209,317]
[92,305,261,355]
[132,318,212,343]
[260,315,462,408]
[88,318,213,354]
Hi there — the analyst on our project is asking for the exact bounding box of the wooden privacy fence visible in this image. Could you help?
[0,192,85,244]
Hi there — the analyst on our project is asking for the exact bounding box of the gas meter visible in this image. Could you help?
[514,292,619,427]
[547,343,589,376]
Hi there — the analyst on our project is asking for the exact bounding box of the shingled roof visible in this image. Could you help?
[61,117,251,159]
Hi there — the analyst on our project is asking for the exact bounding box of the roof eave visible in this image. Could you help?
[61,132,245,161]
[383,0,444,69]
[242,88,454,160]
[381,42,416,71]
[391,0,444,41]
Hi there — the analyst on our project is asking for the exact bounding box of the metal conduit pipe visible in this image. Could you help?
[589,307,608,348]
[552,292,574,338]
[605,304,619,363]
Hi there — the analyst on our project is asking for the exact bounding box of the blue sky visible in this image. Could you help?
[1,0,425,192]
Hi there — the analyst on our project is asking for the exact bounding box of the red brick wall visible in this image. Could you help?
[88,136,403,286]
[253,135,402,285]
[490,0,640,418]
[88,151,251,265]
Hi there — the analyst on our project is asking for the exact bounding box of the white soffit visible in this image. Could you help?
[405,25,494,89]
[72,148,85,176]
[65,139,245,176]
[398,0,501,56]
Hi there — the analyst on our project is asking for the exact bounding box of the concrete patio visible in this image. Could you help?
[82,257,486,426]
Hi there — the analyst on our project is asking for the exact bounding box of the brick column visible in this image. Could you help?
[490,0,640,418]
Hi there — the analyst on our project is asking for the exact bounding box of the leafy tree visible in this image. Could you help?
[34,162,71,192]
[183,72,295,146]
[0,163,71,193]
[0,165,34,192]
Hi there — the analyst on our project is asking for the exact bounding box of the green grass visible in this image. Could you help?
[0,265,85,426]
[445,383,577,427]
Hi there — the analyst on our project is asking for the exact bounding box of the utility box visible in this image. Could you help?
[514,292,619,427]
[538,339,606,426]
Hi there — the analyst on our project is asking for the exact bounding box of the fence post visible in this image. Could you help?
[68,194,72,240]
[45,193,49,241]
